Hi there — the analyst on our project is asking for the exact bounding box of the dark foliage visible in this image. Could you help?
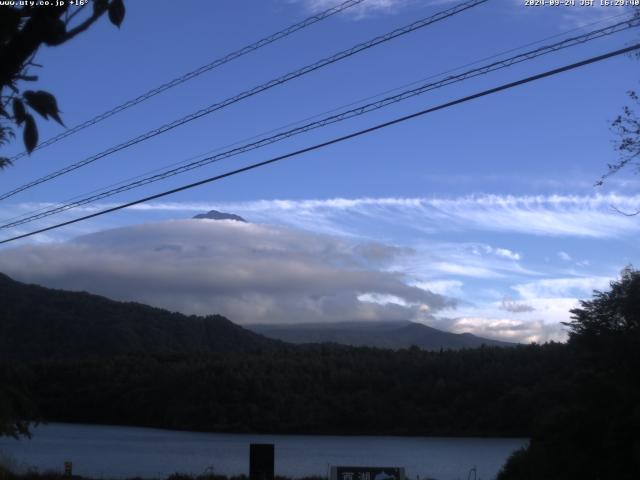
[0,471,321,480]
[2,270,639,480]
[0,273,280,362]
[0,1,125,163]
[0,363,37,439]
[498,268,640,480]
[2,343,569,437]
[565,266,640,338]
[0,272,568,438]
[597,7,640,206]
[598,91,640,195]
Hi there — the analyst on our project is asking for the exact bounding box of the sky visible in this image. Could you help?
[0,0,639,343]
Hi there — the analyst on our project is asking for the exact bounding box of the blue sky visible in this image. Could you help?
[0,0,639,343]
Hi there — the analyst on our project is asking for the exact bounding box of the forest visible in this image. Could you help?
[0,269,639,479]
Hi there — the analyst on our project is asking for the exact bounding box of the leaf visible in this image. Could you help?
[23,114,38,154]
[93,0,109,15]
[0,158,13,170]
[12,98,26,125]
[108,0,125,28]
[43,18,67,46]
[0,8,21,45]
[23,90,65,126]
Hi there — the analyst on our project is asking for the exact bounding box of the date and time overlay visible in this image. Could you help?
[0,0,637,10]
[524,0,639,7]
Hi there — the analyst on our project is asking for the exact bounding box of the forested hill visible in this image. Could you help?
[248,320,514,350]
[0,273,280,361]
[1,272,512,361]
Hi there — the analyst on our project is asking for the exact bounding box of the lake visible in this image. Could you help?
[0,423,527,480]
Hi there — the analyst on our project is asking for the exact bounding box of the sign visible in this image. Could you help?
[249,443,274,480]
[331,466,405,480]
[63,462,72,477]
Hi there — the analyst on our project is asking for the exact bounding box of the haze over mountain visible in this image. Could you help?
[0,273,278,361]
[248,320,514,350]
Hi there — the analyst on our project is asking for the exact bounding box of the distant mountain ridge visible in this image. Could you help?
[0,273,278,361]
[0,272,512,363]
[247,320,515,350]
[193,210,247,222]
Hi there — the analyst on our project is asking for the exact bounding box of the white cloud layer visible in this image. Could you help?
[0,219,454,325]
[84,193,640,239]
[5,193,639,243]
[427,316,566,344]
[0,193,628,344]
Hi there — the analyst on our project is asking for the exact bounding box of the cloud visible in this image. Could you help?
[112,194,640,239]
[558,251,572,262]
[294,0,417,17]
[426,316,566,344]
[500,297,535,313]
[4,193,639,246]
[495,248,521,261]
[413,279,464,297]
[1,194,627,344]
[0,219,455,324]
[513,276,612,299]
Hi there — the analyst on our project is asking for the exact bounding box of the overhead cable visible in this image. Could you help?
[2,42,638,245]
[0,0,488,201]
[7,0,367,161]
[2,17,637,230]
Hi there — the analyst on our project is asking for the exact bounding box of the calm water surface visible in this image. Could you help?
[0,423,527,480]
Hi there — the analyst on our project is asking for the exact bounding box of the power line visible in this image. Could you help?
[11,7,626,232]
[3,16,637,230]
[2,43,638,245]
[4,8,626,228]
[0,0,488,202]
[7,0,367,162]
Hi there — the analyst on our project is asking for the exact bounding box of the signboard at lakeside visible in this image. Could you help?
[330,466,405,480]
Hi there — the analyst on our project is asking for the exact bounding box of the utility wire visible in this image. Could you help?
[8,0,367,162]
[0,0,488,202]
[3,17,637,230]
[7,9,628,233]
[5,8,626,227]
[2,43,638,245]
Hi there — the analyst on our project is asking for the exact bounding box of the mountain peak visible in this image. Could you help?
[247,320,514,350]
[192,210,247,222]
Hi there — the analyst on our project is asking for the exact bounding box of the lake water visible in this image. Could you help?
[0,423,527,480]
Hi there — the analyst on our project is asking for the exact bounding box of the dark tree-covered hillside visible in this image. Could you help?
[0,273,280,362]
[498,268,640,480]
[20,343,570,437]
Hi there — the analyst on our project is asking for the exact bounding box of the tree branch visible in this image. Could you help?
[50,4,109,45]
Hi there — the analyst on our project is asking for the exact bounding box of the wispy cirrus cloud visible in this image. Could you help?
[5,193,638,242]
[293,0,419,18]
[114,193,640,239]
[512,276,613,299]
